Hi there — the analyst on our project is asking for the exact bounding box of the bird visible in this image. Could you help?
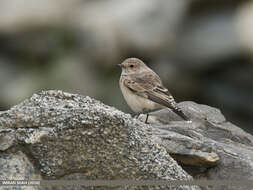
[118,57,190,123]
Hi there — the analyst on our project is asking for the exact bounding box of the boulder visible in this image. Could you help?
[0,90,199,190]
[142,101,253,190]
[1,90,253,190]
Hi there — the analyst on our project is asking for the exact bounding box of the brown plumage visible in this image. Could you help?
[118,58,190,122]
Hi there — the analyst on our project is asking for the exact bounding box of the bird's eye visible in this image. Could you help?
[129,64,134,68]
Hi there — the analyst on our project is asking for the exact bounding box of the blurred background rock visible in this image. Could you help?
[0,0,252,134]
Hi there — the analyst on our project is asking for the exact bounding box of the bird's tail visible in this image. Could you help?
[146,90,191,121]
[170,105,190,121]
[160,94,190,121]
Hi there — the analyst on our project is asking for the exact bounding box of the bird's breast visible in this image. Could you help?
[119,79,162,113]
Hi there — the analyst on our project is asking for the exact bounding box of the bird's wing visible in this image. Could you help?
[123,72,190,120]
[123,72,174,107]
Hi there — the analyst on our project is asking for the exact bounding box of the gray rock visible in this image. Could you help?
[1,90,253,190]
[0,151,41,190]
[0,130,15,151]
[0,90,199,190]
[145,101,253,190]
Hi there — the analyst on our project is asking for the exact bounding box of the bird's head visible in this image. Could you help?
[118,58,147,74]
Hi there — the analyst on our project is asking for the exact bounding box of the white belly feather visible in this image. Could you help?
[120,81,163,113]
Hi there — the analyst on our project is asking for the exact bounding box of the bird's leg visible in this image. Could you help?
[141,109,151,124]
[145,113,149,124]
[133,110,150,124]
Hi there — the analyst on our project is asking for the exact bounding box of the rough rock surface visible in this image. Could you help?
[0,90,199,190]
[0,90,253,190]
[141,102,253,190]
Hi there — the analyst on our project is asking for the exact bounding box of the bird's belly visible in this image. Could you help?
[120,83,162,113]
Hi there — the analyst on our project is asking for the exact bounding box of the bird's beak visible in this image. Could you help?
[117,64,123,68]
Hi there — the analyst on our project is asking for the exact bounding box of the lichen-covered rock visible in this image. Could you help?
[0,90,199,190]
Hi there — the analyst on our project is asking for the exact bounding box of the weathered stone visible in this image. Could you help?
[145,102,253,190]
[1,90,253,190]
[0,151,41,190]
[0,90,199,190]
